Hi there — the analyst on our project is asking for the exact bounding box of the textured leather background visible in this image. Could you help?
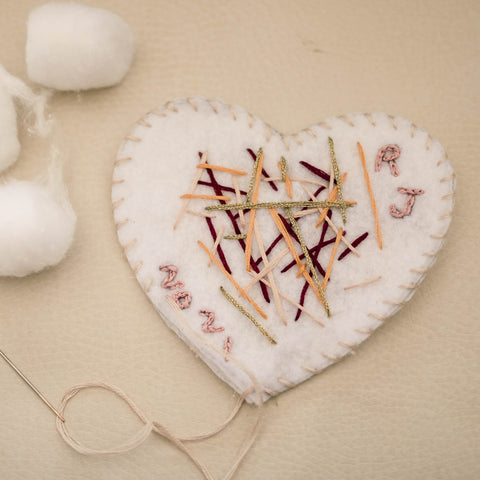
[0,1,478,479]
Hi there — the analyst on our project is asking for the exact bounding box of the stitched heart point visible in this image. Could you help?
[112,98,455,405]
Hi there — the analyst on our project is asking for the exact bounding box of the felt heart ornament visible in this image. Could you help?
[112,98,455,405]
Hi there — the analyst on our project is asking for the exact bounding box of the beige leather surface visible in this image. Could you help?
[0,1,478,479]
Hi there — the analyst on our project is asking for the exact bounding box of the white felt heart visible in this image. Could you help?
[112,98,455,405]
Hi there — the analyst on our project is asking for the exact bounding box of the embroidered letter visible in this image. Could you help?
[223,336,233,361]
[159,264,185,290]
[171,291,192,309]
[375,144,401,177]
[390,187,425,218]
[199,310,224,333]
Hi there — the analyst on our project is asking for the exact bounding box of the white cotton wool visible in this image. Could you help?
[0,166,76,277]
[0,84,20,173]
[26,2,135,91]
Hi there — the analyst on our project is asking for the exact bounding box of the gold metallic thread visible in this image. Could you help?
[284,208,330,316]
[224,234,248,240]
[280,156,287,181]
[328,137,347,223]
[205,200,352,212]
[220,286,277,345]
[246,148,263,203]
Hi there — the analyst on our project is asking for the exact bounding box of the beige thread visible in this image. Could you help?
[399,284,417,290]
[244,248,288,292]
[114,157,132,166]
[304,128,317,138]
[112,197,125,209]
[439,211,453,220]
[277,378,295,389]
[430,233,446,239]
[248,112,254,129]
[166,101,178,113]
[229,105,237,121]
[62,292,265,480]
[123,238,138,253]
[112,179,125,185]
[368,312,386,321]
[115,218,129,230]
[281,134,291,151]
[150,109,167,117]
[338,341,356,354]
[355,328,374,334]
[410,268,428,274]
[437,154,447,166]
[441,192,455,200]
[301,365,321,374]
[384,300,406,306]
[134,261,143,274]
[208,225,225,267]
[144,278,153,293]
[263,388,279,397]
[186,209,216,219]
[426,135,433,151]
[343,276,382,290]
[293,133,303,146]
[125,135,141,142]
[137,118,152,128]
[322,352,341,362]
[364,113,376,127]
[265,123,272,142]
[388,114,398,130]
[338,115,354,127]
[422,251,439,257]
[410,123,417,138]
[440,173,456,183]
[253,221,287,325]
[207,100,218,114]
[315,121,332,130]
[187,98,198,111]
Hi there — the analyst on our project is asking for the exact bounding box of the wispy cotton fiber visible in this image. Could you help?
[0,162,76,277]
[0,83,19,173]
[26,2,135,91]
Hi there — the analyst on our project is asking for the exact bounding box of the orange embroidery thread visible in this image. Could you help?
[197,164,247,176]
[180,194,231,202]
[357,142,383,250]
[315,173,347,228]
[322,227,343,290]
[197,240,267,319]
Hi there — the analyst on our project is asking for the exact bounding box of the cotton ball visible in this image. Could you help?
[0,168,76,277]
[26,2,135,91]
[0,84,20,172]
